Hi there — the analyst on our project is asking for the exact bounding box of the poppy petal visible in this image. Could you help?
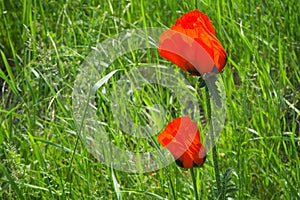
[158,116,206,168]
[158,10,227,75]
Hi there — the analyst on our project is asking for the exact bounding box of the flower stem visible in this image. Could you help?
[168,169,177,200]
[204,83,222,198]
[190,168,199,200]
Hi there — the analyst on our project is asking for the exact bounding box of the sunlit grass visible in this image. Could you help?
[0,0,299,199]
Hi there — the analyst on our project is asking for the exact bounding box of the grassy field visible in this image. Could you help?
[0,0,299,199]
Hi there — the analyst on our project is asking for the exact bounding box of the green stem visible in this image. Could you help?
[190,168,199,200]
[204,83,222,198]
[168,169,177,200]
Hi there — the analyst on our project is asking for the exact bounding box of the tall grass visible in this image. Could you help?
[0,0,299,199]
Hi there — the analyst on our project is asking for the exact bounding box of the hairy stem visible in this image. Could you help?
[190,168,199,200]
[204,82,222,198]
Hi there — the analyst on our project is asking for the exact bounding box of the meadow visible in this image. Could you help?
[0,0,299,199]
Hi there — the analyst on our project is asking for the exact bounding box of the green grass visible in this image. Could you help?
[0,0,299,199]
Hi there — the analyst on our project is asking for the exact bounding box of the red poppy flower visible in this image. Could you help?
[158,116,206,168]
[158,10,227,75]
